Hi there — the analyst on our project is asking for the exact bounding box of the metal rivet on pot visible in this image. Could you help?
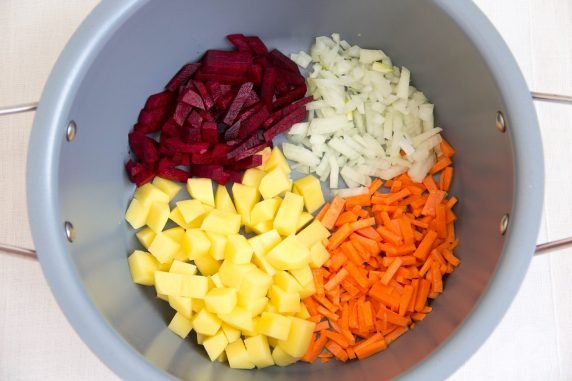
[66,120,77,142]
[64,221,75,242]
[499,214,509,235]
[496,111,506,133]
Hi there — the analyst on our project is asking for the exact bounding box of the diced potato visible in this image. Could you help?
[226,338,255,369]
[293,175,325,214]
[216,352,227,363]
[180,275,209,298]
[255,312,291,341]
[221,323,241,343]
[250,220,274,235]
[299,281,316,299]
[277,317,315,358]
[135,227,155,249]
[296,220,331,249]
[273,271,303,294]
[295,303,311,319]
[272,345,298,366]
[205,288,237,315]
[238,296,268,317]
[265,236,310,271]
[127,250,159,286]
[192,298,205,313]
[186,208,211,228]
[192,309,222,336]
[238,268,272,300]
[186,178,215,207]
[256,147,272,170]
[202,330,228,361]
[289,265,314,290]
[176,199,207,224]
[173,250,188,262]
[193,255,221,276]
[273,192,304,236]
[264,303,278,314]
[146,202,170,233]
[259,167,291,200]
[205,232,227,260]
[218,306,254,332]
[224,234,253,264]
[269,285,300,314]
[250,231,280,275]
[154,271,183,296]
[181,229,211,260]
[242,168,266,190]
[210,273,223,288]
[296,212,314,232]
[309,242,330,268]
[250,198,281,226]
[134,183,169,206]
[148,233,180,264]
[232,183,260,225]
[218,260,256,289]
[168,207,191,229]
[157,293,169,302]
[201,210,241,236]
[169,295,193,319]
[196,332,207,345]
[157,262,171,272]
[168,312,193,339]
[215,185,237,214]
[163,227,185,243]
[152,177,182,200]
[125,198,150,229]
[265,147,291,174]
[169,260,197,276]
[244,335,274,368]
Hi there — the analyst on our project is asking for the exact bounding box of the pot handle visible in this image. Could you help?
[1,94,571,259]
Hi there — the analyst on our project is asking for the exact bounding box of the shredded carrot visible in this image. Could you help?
[440,137,456,158]
[321,196,346,230]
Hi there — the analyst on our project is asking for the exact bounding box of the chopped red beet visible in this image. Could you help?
[227,134,264,159]
[126,160,156,186]
[223,120,242,142]
[243,89,260,109]
[246,36,268,55]
[173,103,193,125]
[160,139,209,154]
[133,122,161,134]
[129,131,159,165]
[138,107,170,126]
[233,143,269,161]
[157,158,189,182]
[246,64,263,86]
[166,63,200,92]
[171,153,192,167]
[181,127,201,143]
[227,155,262,170]
[223,82,254,125]
[264,106,307,142]
[179,87,205,109]
[144,91,175,109]
[215,90,237,111]
[260,67,277,110]
[201,122,219,144]
[206,81,223,102]
[191,80,214,110]
[272,84,307,110]
[185,110,203,129]
[239,106,270,138]
[191,165,230,185]
[202,50,253,75]
[268,49,299,73]
[263,96,313,129]
[226,34,251,52]
[195,71,248,85]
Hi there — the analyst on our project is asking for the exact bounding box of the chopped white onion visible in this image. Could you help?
[332,187,369,198]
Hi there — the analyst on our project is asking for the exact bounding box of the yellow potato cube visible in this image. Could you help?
[157,262,171,272]
[163,227,185,243]
[215,184,237,214]
[135,227,155,249]
[186,207,211,228]
[265,147,291,174]
[221,323,241,343]
[273,271,303,294]
[202,330,228,361]
[205,232,227,260]
[152,177,182,200]
[265,236,310,271]
[242,168,266,190]
[127,250,159,286]
[169,260,197,275]
[219,306,254,332]
[192,298,205,313]
[146,202,170,233]
[293,175,325,214]
[289,265,314,290]
[168,207,191,229]
[272,346,297,366]
[256,147,272,170]
[244,335,274,368]
[273,192,304,236]
[169,295,193,319]
[216,352,227,363]
[238,268,272,300]
[232,183,260,225]
[176,199,207,224]
[180,275,209,298]
[278,317,315,358]
[193,309,222,336]
[296,212,314,232]
[125,198,150,229]
[296,220,331,249]
[224,234,253,264]
[226,338,255,369]
[250,220,273,235]
[205,288,237,315]
[154,271,183,296]
[173,250,188,262]
[193,256,221,276]
[181,229,211,260]
[269,285,300,314]
[250,198,282,226]
[186,178,215,207]
[255,312,291,341]
[258,167,291,200]
[201,210,241,236]
[299,281,316,299]
[267,336,279,348]
[148,233,180,264]
[241,322,259,337]
[295,304,311,319]
[168,312,193,339]
[134,183,169,206]
[196,332,207,345]
[309,242,330,268]
[238,296,268,317]
[218,260,256,289]
[156,293,169,302]
[210,273,223,288]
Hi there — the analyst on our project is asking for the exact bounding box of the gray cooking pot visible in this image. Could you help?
[26,0,543,380]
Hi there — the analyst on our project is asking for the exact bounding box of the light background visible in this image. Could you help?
[1,1,571,380]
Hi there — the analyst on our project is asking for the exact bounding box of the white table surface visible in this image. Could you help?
[1,1,572,380]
